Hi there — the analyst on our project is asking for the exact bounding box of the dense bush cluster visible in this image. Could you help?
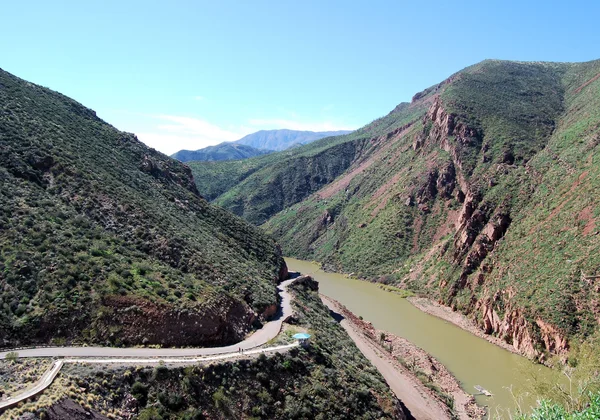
[516,395,600,420]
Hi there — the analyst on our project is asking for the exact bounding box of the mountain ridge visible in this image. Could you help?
[235,128,353,151]
[172,142,270,162]
[194,58,600,360]
[172,128,352,162]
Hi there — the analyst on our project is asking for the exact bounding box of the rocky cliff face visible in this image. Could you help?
[96,294,255,347]
[409,94,569,359]
[215,138,369,225]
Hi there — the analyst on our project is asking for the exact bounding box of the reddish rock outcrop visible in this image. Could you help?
[472,297,570,360]
[436,162,456,198]
[536,319,569,356]
[413,97,566,359]
[45,398,109,420]
[261,303,278,320]
[97,294,255,347]
[418,97,480,194]
[476,299,538,358]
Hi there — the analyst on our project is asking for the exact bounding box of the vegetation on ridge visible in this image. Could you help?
[190,59,600,361]
[171,142,270,163]
[0,68,285,348]
[188,98,429,224]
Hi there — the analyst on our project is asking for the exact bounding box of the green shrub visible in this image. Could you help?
[131,381,148,406]
[5,351,18,362]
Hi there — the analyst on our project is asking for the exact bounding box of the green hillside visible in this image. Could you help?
[171,142,270,162]
[188,101,427,224]
[0,68,287,348]
[173,129,353,164]
[199,59,600,359]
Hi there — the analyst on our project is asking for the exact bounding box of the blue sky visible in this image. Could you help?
[1,1,599,155]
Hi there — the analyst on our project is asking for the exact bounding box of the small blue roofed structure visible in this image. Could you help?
[293,333,312,347]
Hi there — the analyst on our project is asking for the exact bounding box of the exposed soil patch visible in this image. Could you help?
[432,204,460,243]
[411,215,424,254]
[574,72,600,94]
[318,125,413,199]
[578,205,596,236]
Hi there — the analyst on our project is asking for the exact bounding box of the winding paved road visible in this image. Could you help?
[0,279,298,412]
[0,343,300,412]
[65,342,299,365]
[0,361,63,411]
[0,278,295,360]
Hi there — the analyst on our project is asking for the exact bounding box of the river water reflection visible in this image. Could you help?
[286,258,556,418]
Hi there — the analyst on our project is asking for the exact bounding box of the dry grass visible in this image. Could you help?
[0,358,52,397]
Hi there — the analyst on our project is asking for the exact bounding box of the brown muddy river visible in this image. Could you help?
[286,258,557,418]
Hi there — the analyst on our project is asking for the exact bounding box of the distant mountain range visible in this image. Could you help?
[235,129,353,151]
[172,129,352,162]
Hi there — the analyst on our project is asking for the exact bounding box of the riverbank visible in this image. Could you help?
[286,257,559,416]
[408,297,526,358]
[321,295,485,420]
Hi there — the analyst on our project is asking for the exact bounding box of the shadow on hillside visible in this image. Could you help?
[328,309,345,323]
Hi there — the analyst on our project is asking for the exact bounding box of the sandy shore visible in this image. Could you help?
[321,295,485,420]
[407,297,522,356]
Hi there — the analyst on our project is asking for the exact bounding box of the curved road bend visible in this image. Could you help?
[65,342,299,365]
[0,278,296,360]
[0,360,63,411]
[0,343,300,412]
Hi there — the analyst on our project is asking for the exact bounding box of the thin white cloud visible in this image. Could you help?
[155,115,243,139]
[194,96,204,101]
[132,113,358,156]
[136,115,250,155]
[136,132,209,155]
